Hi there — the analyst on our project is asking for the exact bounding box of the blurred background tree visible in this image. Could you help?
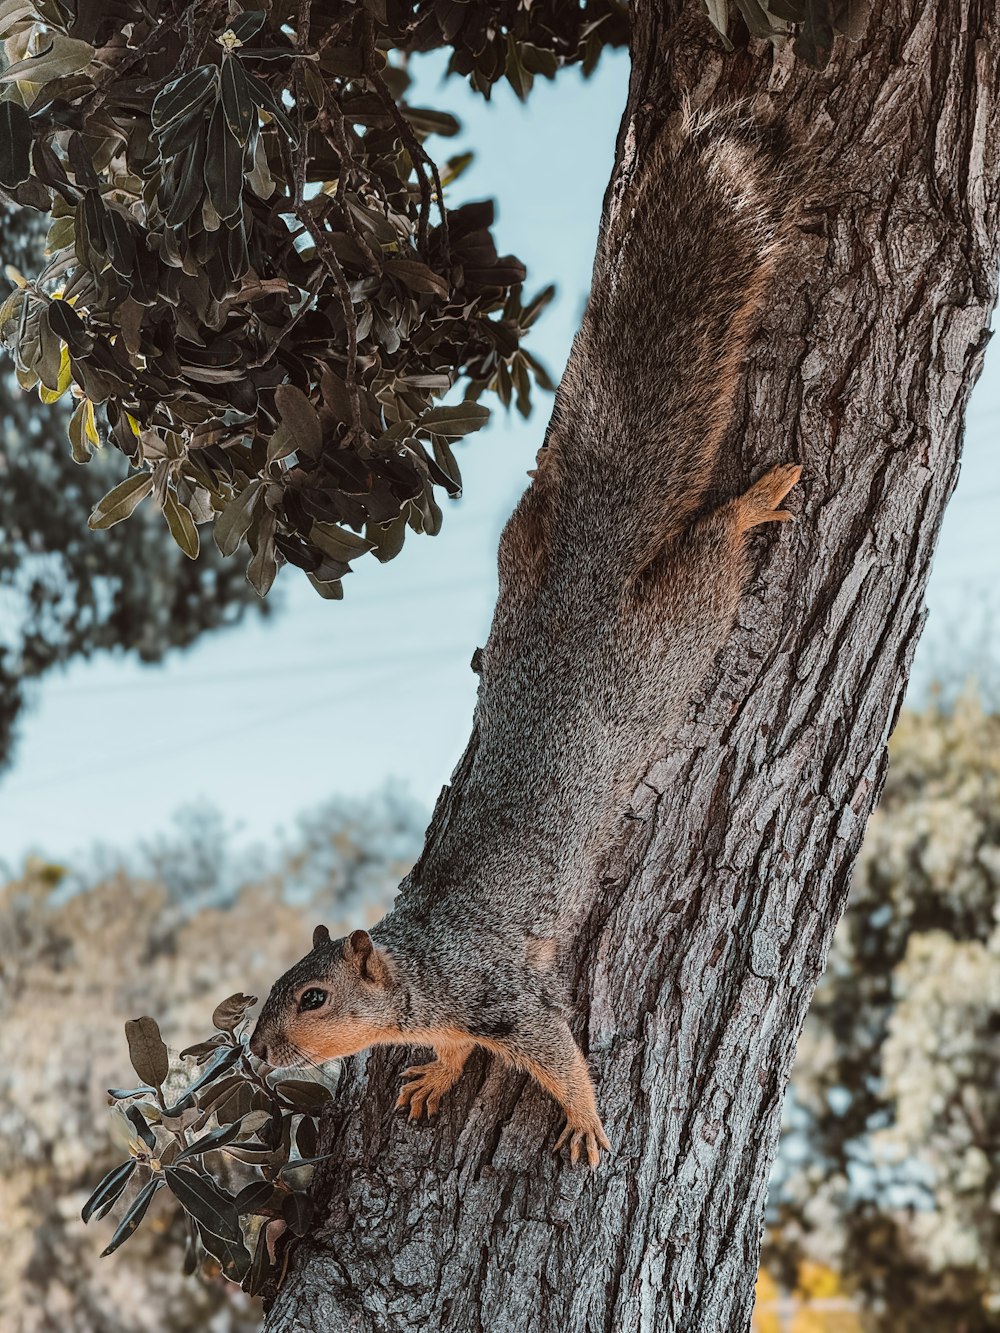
[759,690,1000,1332]
[0,206,269,772]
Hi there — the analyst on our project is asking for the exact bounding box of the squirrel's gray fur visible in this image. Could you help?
[252,101,802,1165]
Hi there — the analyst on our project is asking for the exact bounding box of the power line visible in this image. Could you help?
[39,640,475,696]
[2,656,460,801]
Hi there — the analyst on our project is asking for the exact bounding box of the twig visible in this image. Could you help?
[247,267,326,369]
[297,206,366,444]
[291,0,313,210]
[315,102,381,274]
[362,16,450,263]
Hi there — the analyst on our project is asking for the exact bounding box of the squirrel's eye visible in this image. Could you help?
[299,988,327,1012]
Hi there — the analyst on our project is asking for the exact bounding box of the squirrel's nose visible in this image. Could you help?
[248,1028,269,1063]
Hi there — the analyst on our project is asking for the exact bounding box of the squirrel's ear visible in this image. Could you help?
[312,924,331,949]
[348,928,372,961]
[348,929,392,986]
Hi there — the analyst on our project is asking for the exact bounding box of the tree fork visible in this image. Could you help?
[266,2,1000,1329]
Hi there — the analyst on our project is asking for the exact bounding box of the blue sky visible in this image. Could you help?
[1,50,998,871]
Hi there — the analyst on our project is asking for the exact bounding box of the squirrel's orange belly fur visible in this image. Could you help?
[250,101,802,1168]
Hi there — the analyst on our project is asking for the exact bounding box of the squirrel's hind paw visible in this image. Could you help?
[737,462,803,533]
[554,1115,611,1169]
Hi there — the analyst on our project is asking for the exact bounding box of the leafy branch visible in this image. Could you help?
[83,995,335,1305]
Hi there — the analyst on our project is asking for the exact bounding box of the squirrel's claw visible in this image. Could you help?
[396,1061,453,1121]
[554,1116,611,1169]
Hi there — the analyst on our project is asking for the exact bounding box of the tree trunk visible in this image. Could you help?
[266,2,1000,1329]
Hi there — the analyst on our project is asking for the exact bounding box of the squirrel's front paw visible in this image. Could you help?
[395,1062,454,1121]
[554,1112,611,1169]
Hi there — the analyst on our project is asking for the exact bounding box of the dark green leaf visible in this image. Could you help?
[100,1179,163,1256]
[279,1151,334,1178]
[244,70,298,142]
[35,306,62,391]
[0,99,31,188]
[163,490,200,559]
[178,1036,228,1063]
[197,1220,252,1283]
[246,510,278,596]
[521,284,556,329]
[178,1042,244,1101]
[795,0,836,66]
[417,402,490,438]
[275,1079,333,1112]
[429,438,462,495]
[306,573,344,600]
[367,511,406,563]
[504,36,533,100]
[519,43,559,78]
[166,132,208,228]
[309,521,372,562]
[273,383,321,455]
[734,0,784,36]
[234,1179,276,1214]
[152,65,219,131]
[192,1074,246,1116]
[82,1160,135,1223]
[225,10,266,41]
[244,1221,275,1296]
[214,479,263,557]
[281,1191,314,1237]
[46,297,94,355]
[165,1166,243,1241]
[126,1104,157,1150]
[0,34,95,84]
[204,103,244,221]
[220,55,254,146]
[385,257,450,298]
[703,0,734,45]
[295,1114,318,1159]
[400,105,459,137]
[173,1118,248,1162]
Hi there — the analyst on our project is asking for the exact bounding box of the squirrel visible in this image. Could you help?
[250,102,802,1169]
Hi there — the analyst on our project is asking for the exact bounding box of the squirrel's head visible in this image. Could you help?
[249,925,399,1069]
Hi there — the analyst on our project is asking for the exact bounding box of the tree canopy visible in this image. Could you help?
[0,0,853,600]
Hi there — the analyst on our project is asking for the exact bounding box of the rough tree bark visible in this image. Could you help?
[266,2,1000,1329]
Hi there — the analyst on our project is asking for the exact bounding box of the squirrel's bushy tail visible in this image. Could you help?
[544,100,797,556]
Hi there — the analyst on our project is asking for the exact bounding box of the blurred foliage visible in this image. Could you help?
[753,1262,862,1331]
[0,205,267,770]
[766,689,1000,1331]
[0,785,422,1332]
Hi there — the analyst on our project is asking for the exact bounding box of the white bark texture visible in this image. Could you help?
[265,2,1000,1329]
